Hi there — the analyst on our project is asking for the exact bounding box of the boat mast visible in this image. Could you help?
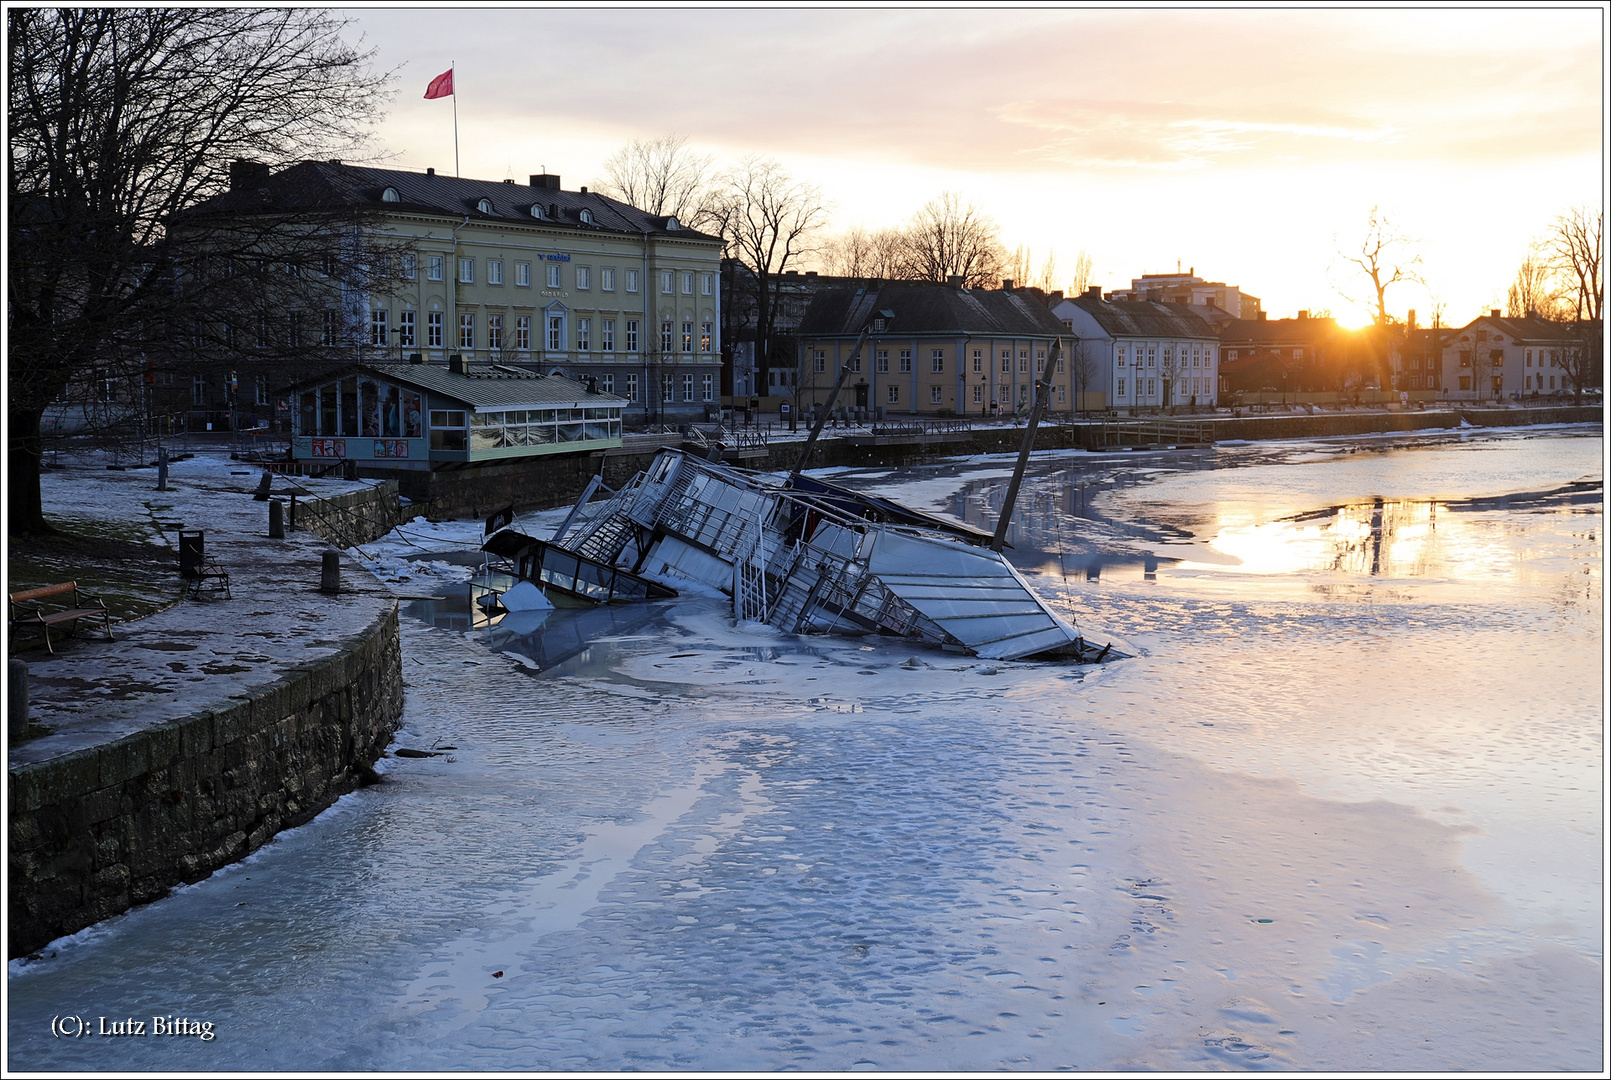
[991,337,1066,553]
[790,323,873,477]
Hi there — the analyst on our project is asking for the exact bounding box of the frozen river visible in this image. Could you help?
[8,425,1602,1071]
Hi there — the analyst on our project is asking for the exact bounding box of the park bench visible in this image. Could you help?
[8,582,114,654]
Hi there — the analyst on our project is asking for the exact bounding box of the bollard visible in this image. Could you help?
[268,499,285,538]
[253,471,273,501]
[319,549,341,594]
[156,447,169,491]
[9,659,29,738]
[288,493,297,530]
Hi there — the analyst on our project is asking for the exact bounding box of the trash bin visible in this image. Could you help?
[179,529,205,579]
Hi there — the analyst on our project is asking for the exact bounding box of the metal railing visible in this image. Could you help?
[1088,420,1215,448]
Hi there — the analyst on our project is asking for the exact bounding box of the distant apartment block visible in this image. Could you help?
[1107,269,1261,321]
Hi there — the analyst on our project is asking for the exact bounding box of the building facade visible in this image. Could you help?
[1441,310,1584,400]
[1107,270,1262,320]
[183,160,724,425]
[1216,312,1347,394]
[1052,289,1222,411]
[797,281,1072,418]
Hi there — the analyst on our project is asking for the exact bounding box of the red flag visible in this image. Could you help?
[424,69,453,100]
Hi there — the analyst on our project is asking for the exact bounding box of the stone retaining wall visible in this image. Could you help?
[7,605,403,958]
[293,480,402,547]
[374,405,1601,521]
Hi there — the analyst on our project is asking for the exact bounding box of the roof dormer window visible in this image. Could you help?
[530,204,544,220]
[579,208,594,225]
[665,215,680,231]
[381,187,400,203]
[477,198,494,214]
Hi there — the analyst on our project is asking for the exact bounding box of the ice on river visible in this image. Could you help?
[7,426,1602,1071]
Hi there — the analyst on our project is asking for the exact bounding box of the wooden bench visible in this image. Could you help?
[8,582,114,654]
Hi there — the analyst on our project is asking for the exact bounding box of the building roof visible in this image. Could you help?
[799,282,1068,339]
[1062,296,1221,340]
[1454,313,1583,343]
[186,160,719,243]
[1220,316,1342,346]
[283,362,628,410]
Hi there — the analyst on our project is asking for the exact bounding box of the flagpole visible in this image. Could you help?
[451,63,459,177]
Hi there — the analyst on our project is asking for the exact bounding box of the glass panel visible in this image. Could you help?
[584,421,610,440]
[359,377,382,437]
[429,429,466,451]
[340,377,358,436]
[504,425,530,447]
[381,384,401,437]
[531,409,556,423]
[558,423,584,442]
[299,391,316,435]
[472,411,501,426]
[320,385,337,436]
[528,424,555,444]
[504,410,527,425]
[469,426,504,451]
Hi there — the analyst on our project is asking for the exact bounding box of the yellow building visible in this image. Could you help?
[796,281,1072,418]
[197,160,724,424]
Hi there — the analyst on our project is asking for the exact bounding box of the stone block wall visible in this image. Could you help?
[7,605,403,958]
[293,480,403,547]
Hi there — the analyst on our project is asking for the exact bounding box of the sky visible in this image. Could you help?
[340,5,1604,327]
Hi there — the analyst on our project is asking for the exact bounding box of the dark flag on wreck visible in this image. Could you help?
[484,505,515,535]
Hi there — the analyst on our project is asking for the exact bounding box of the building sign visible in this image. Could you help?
[310,438,346,458]
[539,253,572,262]
[372,439,410,459]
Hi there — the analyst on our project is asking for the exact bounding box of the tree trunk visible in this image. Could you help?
[8,405,54,534]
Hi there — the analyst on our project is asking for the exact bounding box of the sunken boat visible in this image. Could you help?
[484,336,1120,664]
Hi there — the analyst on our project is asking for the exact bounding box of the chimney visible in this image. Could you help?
[409,352,424,364]
[502,178,514,184]
[1048,290,1064,303]
[580,185,588,194]
[947,274,965,288]
[1002,278,1015,291]
[1084,285,1102,301]
[530,173,562,190]
[426,167,435,176]
[229,159,271,191]
[1258,311,1268,321]
[1407,309,1416,330]
[1490,308,1500,318]
[449,355,465,374]
[1298,310,1309,320]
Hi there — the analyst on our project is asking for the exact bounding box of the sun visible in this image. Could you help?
[1331,302,1377,330]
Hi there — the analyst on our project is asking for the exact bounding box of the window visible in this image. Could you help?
[1147,349,1156,367]
[428,312,443,348]
[402,254,416,280]
[459,257,474,284]
[876,349,889,373]
[287,261,300,277]
[459,312,474,350]
[625,269,639,293]
[626,320,639,352]
[192,376,205,406]
[972,349,983,373]
[681,322,693,353]
[288,311,303,345]
[1147,378,1156,395]
[899,349,912,373]
[1019,384,1029,404]
[873,318,886,333]
[661,271,674,295]
[577,318,590,352]
[1118,378,1126,396]
[1000,349,1011,373]
[255,376,269,407]
[701,273,713,296]
[547,263,561,288]
[888,384,900,404]
[603,319,615,352]
[973,384,983,404]
[322,310,340,347]
[702,373,714,401]
[813,350,826,373]
[515,262,531,287]
[427,255,444,281]
[488,259,503,285]
[930,385,944,404]
[931,349,944,373]
[577,266,591,290]
[488,314,503,352]
[662,373,675,402]
[682,373,694,401]
[627,373,639,401]
[661,320,674,352]
[1526,349,1533,366]
[602,267,615,291]
[849,352,861,373]
[681,272,694,295]
[370,309,388,348]
[701,322,712,352]
[1056,356,1064,374]
[1019,349,1029,373]
[224,321,238,350]
[601,374,613,394]
[579,208,594,224]
[547,314,564,351]
[477,197,493,214]
[516,315,531,351]
[382,187,400,203]
[1057,386,1066,404]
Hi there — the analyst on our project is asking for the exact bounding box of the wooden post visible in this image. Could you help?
[992,339,1066,553]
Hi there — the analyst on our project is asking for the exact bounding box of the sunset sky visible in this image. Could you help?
[344,6,1603,327]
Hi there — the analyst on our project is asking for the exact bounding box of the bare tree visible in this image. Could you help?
[709,157,828,411]
[8,8,393,533]
[1548,206,1603,322]
[1337,206,1422,326]
[592,133,715,224]
[820,225,906,279]
[1067,250,1094,297]
[899,192,1007,289]
[1069,339,1100,417]
[1506,243,1566,319]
